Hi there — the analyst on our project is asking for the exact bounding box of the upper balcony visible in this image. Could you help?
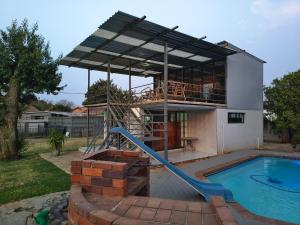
[132,80,226,106]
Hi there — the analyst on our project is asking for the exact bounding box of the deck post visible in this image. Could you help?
[107,62,111,138]
[128,64,131,137]
[163,42,168,160]
[129,64,132,102]
[87,69,90,147]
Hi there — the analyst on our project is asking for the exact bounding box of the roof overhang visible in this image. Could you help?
[60,11,236,77]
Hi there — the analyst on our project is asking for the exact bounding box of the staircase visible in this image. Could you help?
[85,90,163,154]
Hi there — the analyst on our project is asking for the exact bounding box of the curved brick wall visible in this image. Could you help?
[68,150,239,225]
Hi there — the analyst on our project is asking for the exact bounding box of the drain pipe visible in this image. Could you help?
[222,123,225,154]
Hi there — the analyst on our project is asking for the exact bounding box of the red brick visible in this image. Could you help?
[203,214,218,225]
[202,204,214,213]
[125,206,143,219]
[103,170,126,179]
[82,160,94,168]
[159,199,174,210]
[107,150,123,157]
[92,161,112,170]
[134,197,148,207]
[71,175,81,183]
[69,204,80,224]
[80,176,91,186]
[216,206,235,223]
[113,216,147,225]
[91,177,112,187]
[71,165,82,175]
[77,201,96,218]
[187,212,202,225]
[188,202,202,213]
[170,210,187,225]
[113,203,131,216]
[79,216,93,225]
[71,160,82,166]
[102,187,126,197]
[82,168,102,177]
[112,179,127,188]
[123,151,140,157]
[88,209,119,225]
[82,185,102,195]
[155,209,171,222]
[211,196,226,208]
[173,200,187,211]
[112,162,128,171]
[147,198,161,208]
[139,208,156,220]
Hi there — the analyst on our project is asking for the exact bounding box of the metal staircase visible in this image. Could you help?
[85,90,163,154]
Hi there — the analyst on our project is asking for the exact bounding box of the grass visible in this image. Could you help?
[0,137,86,204]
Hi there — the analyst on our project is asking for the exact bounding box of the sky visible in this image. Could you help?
[1,0,300,106]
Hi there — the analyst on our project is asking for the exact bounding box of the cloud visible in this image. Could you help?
[251,0,300,29]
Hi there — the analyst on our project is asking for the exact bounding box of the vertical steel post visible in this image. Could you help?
[163,42,168,160]
[128,64,132,135]
[129,64,132,103]
[107,62,111,137]
[87,69,90,147]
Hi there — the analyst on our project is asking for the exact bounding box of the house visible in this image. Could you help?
[60,11,264,157]
[18,109,104,137]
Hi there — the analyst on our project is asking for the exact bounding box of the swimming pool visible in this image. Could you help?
[207,157,300,224]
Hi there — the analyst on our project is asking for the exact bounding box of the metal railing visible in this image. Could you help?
[132,80,226,104]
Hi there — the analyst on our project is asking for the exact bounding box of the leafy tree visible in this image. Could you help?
[83,79,130,105]
[31,99,53,111]
[0,20,63,160]
[51,100,75,112]
[264,69,300,148]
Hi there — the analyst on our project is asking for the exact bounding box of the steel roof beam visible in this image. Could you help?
[97,25,179,68]
[136,36,208,74]
[69,15,146,67]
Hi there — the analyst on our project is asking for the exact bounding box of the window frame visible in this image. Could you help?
[228,112,245,124]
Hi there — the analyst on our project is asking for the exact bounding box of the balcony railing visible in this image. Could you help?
[132,81,226,104]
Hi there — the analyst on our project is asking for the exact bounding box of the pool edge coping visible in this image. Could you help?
[195,153,300,225]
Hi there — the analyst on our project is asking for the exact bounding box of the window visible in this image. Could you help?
[228,112,245,124]
[31,115,44,120]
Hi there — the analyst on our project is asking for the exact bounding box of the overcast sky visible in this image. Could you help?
[1,0,300,106]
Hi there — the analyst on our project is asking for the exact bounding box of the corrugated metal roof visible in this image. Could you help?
[60,11,236,76]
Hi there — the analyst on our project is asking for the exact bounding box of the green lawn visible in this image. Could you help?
[0,138,86,204]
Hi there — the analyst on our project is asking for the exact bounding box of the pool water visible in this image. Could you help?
[207,157,300,224]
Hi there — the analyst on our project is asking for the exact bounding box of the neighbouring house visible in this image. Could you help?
[60,11,264,156]
[18,107,104,137]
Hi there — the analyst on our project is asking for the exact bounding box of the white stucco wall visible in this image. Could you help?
[187,110,217,155]
[216,108,263,153]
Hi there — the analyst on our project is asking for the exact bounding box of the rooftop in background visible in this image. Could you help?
[60,11,236,77]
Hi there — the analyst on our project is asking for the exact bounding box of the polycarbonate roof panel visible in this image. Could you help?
[60,11,235,76]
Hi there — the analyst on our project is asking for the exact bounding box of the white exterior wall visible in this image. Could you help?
[187,110,217,155]
[216,108,263,153]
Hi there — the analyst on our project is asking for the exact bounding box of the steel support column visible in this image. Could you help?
[163,42,168,160]
[129,64,132,103]
[107,62,111,137]
[87,69,90,147]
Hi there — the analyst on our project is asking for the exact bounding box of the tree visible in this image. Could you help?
[83,79,130,105]
[31,99,53,111]
[0,20,63,160]
[264,69,300,148]
[51,100,75,112]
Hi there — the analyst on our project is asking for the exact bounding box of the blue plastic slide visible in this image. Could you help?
[110,127,234,202]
